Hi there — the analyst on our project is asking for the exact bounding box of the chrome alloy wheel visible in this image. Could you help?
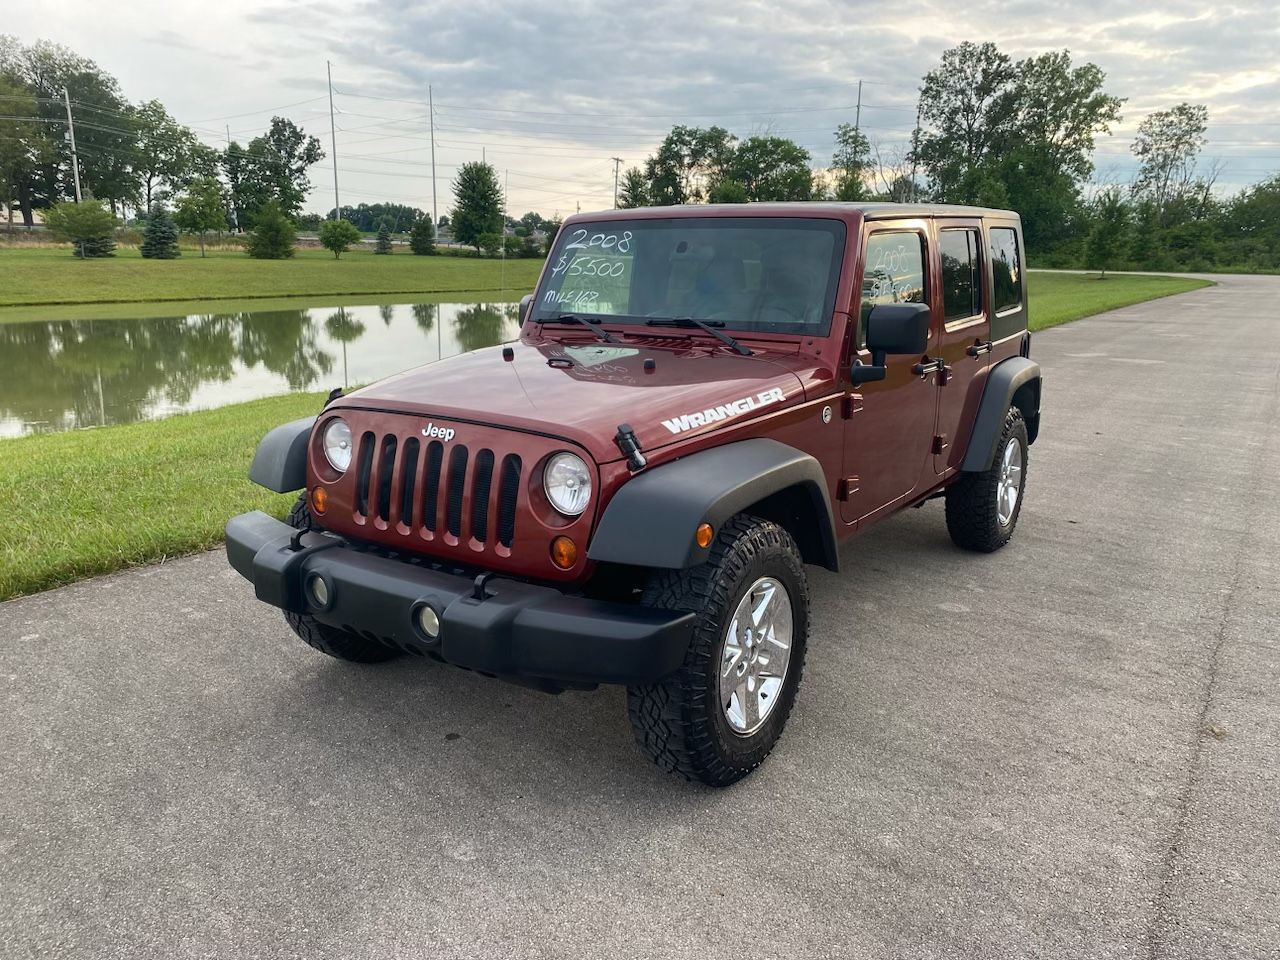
[719,577,794,736]
[997,437,1023,526]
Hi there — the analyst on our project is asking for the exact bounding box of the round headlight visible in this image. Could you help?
[544,452,592,516]
[321,417,353,472]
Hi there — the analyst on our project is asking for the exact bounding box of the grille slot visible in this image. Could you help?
[422,440,444,531]
[399,438,420,527]
[471,449,495,542]
[375,436,397,522]
[498,455,522,547]
[354,431,376,517]
[445,445,469,537]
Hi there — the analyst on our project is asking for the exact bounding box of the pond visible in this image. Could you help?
[0,299,519,438]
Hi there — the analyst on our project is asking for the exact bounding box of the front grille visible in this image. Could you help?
[352,431,523,551]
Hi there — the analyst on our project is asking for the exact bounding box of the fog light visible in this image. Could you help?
[307,574,329,608]
[696,523,714,548]
[311,485,328,515]
[550,536,578,569]
[416,605,440,639]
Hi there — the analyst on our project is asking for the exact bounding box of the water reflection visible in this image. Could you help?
[0,300,517,438]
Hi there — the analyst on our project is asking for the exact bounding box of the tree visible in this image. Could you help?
[0,75,51,234]
[617,168,650,208]
[831,124,872,201]
[1131,103,1209,220]
[450,161,504,252]
[131,99,201,208]
[43,199,117,258]
[222,117,324,226]
[319,218,362,258]
[476,232,502,257]
[173,177,225,257]
[707,179,748,203]
[643,126,737,204]
[140,203,180,259]
[245,201,295,259]
[409,216,436,255]
[1083,190,1130,278]
[374,222,393,254]
[730,136,812,201]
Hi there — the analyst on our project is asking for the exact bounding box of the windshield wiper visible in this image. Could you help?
[539,314,620,344]
[645,317,753,356]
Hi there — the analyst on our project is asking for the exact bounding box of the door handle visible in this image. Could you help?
[966,339,993,357]
[912,357,945,377]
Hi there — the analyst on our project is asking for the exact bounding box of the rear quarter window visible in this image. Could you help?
[988,226,1025,340]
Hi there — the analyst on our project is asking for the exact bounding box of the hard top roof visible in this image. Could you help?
[569,202,1019,221]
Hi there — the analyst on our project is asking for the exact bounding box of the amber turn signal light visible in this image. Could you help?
[311,486,328,515]
[550,536,578,569]
[695,523,714,548]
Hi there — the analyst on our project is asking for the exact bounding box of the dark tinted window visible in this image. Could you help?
[989,227,1022,314]
[859,232,926,347]
[940,229,982,322]
[534,217,846,336]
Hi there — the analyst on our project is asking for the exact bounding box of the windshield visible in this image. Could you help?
[532,217,846,336]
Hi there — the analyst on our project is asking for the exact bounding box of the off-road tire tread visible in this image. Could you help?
[282,496,402,663]
[945,407,1028,553]
[626,515,808,787]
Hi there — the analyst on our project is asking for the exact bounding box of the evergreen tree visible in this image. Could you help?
[375,222,393,254]
[409,217,436,255]
[246,201,296,259]
[140,203,181,259]
[450,161,503,253]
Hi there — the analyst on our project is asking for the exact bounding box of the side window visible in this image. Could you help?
[989,227,1023,315]
[940,228,982,323]
[859,231,926,348]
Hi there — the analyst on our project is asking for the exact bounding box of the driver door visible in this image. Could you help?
[839,223,939,525]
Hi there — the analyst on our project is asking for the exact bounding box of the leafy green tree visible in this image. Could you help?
[319,218,362,258]
[643,126,737,204]
[245,201,295,259]
[1083,190,1130,277]
[0,75,51,233]
[140,203,180,259]
[476,231,502,257]
[1131,103,1209,221]
[730,136,813,201]
[44,199,117,257]
[832,124,872,201]
[707,179,748,203]
[409,216,436,255]
[131,99,202,208]
[173,177,226,257]
[617,168,650,208]
[374,222,393,254]
[450,161,504,252]
[222,117,324,226]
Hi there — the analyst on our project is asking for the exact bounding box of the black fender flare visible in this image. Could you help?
[248,417,315,493]
[961,357,1042,472]
[587,438,839,572]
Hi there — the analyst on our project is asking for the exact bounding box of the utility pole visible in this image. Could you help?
[327,60,340,219]
[62,87,82,202]
[610,157,623,207]
[225,124,240,232]
[429,84,438,228]
[854,80,862,133]
[910,101,921,203]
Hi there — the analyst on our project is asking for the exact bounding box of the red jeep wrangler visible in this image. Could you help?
[227,203,1042,786]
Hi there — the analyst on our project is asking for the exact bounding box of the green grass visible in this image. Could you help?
[0,246,544,312]
[0,268,1214,602]
[1027,272,1211,331]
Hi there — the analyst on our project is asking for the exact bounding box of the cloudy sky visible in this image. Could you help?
[8,0,1279,217]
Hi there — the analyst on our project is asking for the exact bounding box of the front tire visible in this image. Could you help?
[626,515,809,787]
[945,407,1029,552]
[283,496,403,664]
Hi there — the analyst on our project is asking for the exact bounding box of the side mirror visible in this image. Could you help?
[850,302,931,386]
[518,294,533,323]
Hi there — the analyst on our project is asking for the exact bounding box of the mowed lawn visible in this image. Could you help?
[0,246,546,309]
[0,268,1213,601]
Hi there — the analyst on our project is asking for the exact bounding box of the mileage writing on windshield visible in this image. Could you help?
[550,228,634,279]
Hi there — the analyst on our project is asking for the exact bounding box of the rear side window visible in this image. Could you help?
[859,232,926,347]
[989,227,1023,315]
[940,229,982,322]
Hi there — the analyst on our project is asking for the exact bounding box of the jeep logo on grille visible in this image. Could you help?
[421,422,456,442]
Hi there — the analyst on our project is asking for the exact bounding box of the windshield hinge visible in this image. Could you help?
[614,423,647,472]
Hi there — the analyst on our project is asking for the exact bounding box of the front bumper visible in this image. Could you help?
[225,511,694,688]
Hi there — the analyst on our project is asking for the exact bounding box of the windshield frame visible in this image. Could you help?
[530,215,848,338]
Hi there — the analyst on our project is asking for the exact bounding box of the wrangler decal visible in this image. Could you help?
[660,388,786,435]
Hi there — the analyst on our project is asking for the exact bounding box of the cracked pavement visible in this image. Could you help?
[2,275,1277,958]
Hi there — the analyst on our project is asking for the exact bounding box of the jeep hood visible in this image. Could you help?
[335,334,830,463]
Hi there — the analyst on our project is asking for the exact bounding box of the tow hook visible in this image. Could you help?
[614,423,647,472]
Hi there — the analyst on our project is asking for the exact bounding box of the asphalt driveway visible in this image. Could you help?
[2,275,1277,959]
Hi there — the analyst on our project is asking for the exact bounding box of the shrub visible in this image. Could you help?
[409,217,436,255]
[374,223,393,254]
[319,218,362,259]
[476,232,502,257]
[246,201,296,259]
[43,200,117,258]
[140,204,181,259]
